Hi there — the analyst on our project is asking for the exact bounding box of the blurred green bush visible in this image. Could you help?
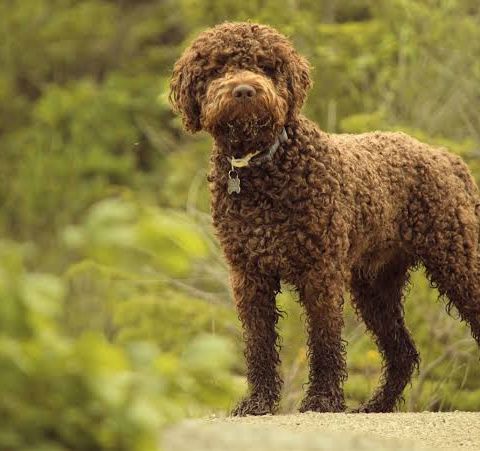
[0,239,239,450]
[1,1,480,448]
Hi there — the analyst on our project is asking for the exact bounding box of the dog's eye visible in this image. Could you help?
[261,65,276,78]
[210,67,224,77]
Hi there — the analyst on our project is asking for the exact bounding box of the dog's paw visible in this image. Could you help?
[230,395,276,416]
[299,395,345,413]
[350,401,395,413]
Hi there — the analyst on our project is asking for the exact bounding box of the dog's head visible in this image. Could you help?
[169,22,311,151]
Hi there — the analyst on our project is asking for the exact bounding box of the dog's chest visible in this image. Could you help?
[213,189,325,282]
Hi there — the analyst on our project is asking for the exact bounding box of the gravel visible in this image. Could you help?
[163,412,480,451]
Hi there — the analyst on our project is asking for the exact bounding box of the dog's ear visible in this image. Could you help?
[285,52,312,121]
[169,52,202,133]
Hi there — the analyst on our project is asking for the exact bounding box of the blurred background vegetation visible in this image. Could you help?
[1,0,480,448]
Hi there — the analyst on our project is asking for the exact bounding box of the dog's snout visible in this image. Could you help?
[232,84,256,99]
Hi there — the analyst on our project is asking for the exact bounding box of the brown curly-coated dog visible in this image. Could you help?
[170,22,480,415]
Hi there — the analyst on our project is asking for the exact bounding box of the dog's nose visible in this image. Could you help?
[232,84,256,99]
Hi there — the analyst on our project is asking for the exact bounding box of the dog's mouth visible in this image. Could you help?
[225,114,274,142]
[216,113,279,152]
[204,103,284,156]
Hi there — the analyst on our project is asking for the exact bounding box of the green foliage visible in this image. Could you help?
[0,241,238,450]
[114,293,235,353]
[1,1,480,447]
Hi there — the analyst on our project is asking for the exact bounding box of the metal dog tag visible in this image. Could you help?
[228,170,241,194]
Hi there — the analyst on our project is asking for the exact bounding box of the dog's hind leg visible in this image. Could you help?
[351,255,419,412]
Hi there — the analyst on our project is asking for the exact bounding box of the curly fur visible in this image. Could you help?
[170,22,480,415]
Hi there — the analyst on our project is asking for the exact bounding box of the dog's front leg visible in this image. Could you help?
[298,270,347,413]
[230,268,282,416]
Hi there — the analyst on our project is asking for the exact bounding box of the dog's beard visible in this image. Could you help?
[203,99,286,156]
[213,113,282,156]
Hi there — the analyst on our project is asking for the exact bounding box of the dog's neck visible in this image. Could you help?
[207,121,299,198]
[207,116,329,189]
[228,128,287,168]
[213,124,285,157]
[211,129,285,170]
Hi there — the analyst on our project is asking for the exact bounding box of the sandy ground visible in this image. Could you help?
[164,412,480,451]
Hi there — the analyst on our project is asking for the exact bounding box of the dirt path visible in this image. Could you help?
[164,412,480,450]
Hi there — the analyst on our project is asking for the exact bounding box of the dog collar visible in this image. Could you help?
[228,128,288,169]
[227,128,288,195]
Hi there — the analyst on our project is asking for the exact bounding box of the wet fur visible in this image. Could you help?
[170,22,480,415]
